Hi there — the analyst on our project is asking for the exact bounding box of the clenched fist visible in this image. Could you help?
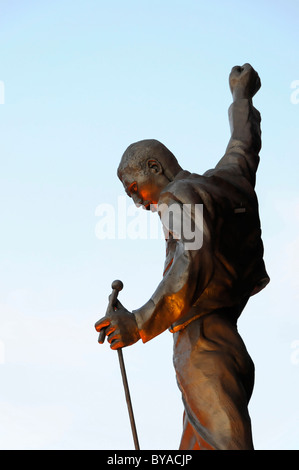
[229,63,261,101]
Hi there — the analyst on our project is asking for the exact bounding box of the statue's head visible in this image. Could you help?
[118,139,182,210]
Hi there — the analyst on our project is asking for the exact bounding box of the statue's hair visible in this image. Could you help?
[117,139,180,179]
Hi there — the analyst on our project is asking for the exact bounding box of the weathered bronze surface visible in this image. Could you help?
[95,64,270,450]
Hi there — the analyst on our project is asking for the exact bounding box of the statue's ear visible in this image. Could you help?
[147,159,163,174]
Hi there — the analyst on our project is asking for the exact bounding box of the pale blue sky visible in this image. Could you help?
[0,0,299,450]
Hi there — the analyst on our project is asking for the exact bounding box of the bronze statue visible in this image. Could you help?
[95,63,270,450]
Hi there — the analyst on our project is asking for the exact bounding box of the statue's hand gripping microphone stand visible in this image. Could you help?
[98,280,140,451]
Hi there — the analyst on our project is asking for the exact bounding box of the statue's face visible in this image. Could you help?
[121,164,168,211]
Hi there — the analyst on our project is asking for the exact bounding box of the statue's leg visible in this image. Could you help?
[173,312,255,450]
[179,411,213,450]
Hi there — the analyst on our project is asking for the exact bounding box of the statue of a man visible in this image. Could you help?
[95,64,270,450]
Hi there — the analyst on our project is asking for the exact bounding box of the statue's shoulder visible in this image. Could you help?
[159,172,207,206]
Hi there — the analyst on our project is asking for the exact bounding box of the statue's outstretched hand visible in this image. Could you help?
[229,63,261,101]
[95,300,140,350]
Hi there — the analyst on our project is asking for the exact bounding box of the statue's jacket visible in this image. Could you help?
[133,99,270,343]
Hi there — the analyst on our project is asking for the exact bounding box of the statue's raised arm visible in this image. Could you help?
[212,63,262,187]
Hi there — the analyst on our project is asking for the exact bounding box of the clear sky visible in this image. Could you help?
[0,0,298,450]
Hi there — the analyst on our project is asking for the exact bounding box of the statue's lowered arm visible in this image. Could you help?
[133,195,213,343]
